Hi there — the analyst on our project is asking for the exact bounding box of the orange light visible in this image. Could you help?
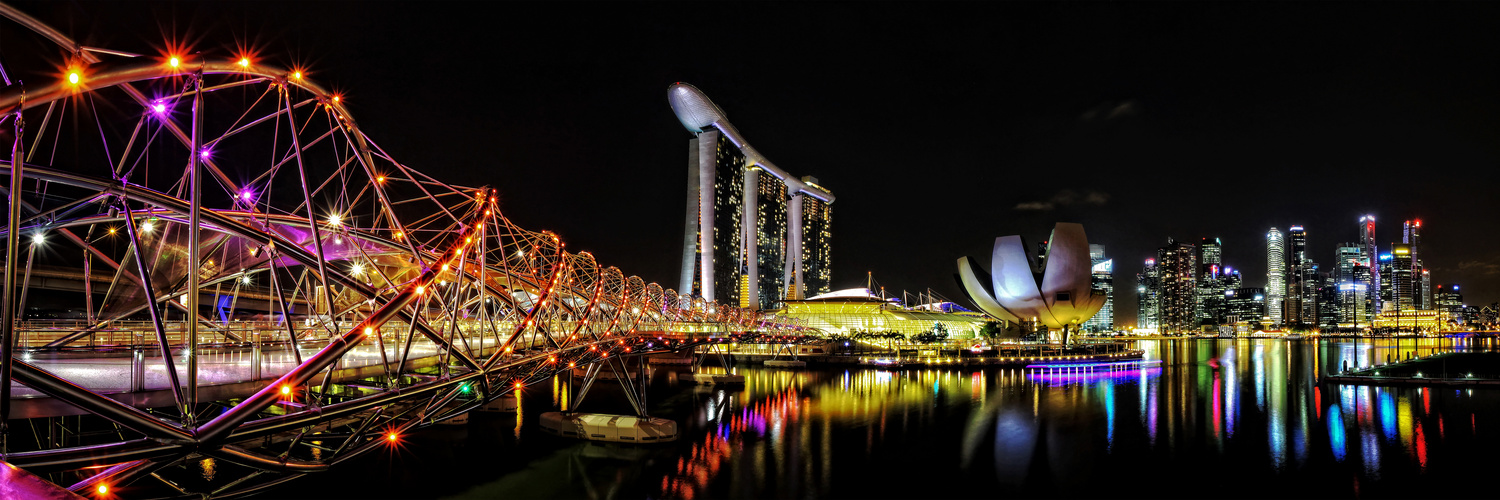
[549,356,557,363]
[376,176,385,183]
[68,72,80,85]
[394,231,404,239]
[169,56,180,68]
[364,327,374,337]
[280,385,291,396]
[415,285,425,295]
[387,432,398,442]
[332,95,341,103]
[238,57,250,67]
[568,362,576,368]
[293,71,302,79]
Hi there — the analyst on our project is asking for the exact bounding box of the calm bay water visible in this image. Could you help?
[292,338,1500,499]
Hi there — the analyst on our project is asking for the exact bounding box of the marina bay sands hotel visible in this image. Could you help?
[668,83,834,310]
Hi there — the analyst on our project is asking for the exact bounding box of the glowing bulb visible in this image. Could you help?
[376,176,385,183]
[68,72,79,85]
[238,57,250,67]
[152,103,166,113]
[169,56,180,68]
[97,484,109,495]
[352,263,365,275]
[327,214,342,226]
[108,227,116,235]
[332,95,340,103]
[280,385,291,395]
[31,233,43,244]
[293,71,302,79]
[515,382,523,389]
[387,432,398,442]
[415,285,425,295]
[141,222,154,233]
[364,327,374,337]
[241,276,251,285]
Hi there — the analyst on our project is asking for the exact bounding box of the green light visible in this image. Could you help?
[460,383,471,394]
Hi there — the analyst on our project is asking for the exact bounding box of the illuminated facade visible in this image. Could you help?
[1285,225,1308,327]
[1266,227,1286,327]
[1194,238,1223,325]
[1436,284,1464,324]
[1359,215,1381,316]
[1083,244,1114,333]
[1137,259,1160,330]
[955,223,1109,342]
[1224,287,1266,328]
[670,83,835,309]
[1371,308,1448,332]
[1404,219,1428,310]
[780,291,985,338]
[1156,238,1197,333]
[799,178,834,297]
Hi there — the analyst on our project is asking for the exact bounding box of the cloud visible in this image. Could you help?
[1458,260,1500,276]
[1080,99,1140,122]
[1014,189,1110,211]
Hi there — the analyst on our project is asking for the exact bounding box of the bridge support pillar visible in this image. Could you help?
[251,331,263,380]
[131,347,145,393]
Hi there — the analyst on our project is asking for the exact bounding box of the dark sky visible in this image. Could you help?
[13,1,1500,325]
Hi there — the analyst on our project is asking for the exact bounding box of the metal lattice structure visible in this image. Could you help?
[0,5,813,497]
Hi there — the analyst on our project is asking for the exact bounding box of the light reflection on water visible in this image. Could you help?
[303,337,1500,499]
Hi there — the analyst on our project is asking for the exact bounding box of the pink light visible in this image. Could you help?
[152,103,166,113]
[199,149,212,159]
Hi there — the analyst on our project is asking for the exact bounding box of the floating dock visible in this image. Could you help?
[677,372,746,385]
[539,412,678,443]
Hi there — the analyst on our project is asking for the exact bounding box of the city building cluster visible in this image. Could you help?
[1135,216,1490,334]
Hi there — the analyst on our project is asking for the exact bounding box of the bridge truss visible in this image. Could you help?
[0,5,814,497]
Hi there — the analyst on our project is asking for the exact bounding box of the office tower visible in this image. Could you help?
[671,83,836,309]
[1420,269,1432,310]
[1436,284,1464,324]
[1286,226,1308,327]
[1378,252,1394,309]
[1390,244,1416,311]
[1195,238,1223,326]
[1404,219,1427,309]
[1359,215,1380,316]
[1335,243,1361,283]
[1224,287,1266,326]
[1266,227,1286,327]
[1317,274,1341,329]
[1157,238,1198,333]
[1137,259,1160,330]
[1302,258,1320,325]
[1084,244,1114,333]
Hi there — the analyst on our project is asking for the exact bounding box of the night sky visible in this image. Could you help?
[11,2,1500,325]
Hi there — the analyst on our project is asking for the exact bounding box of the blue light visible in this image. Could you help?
[1328,405,1346,462]
[1380,254,1393,261]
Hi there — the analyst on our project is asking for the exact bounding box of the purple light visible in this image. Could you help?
[239,189,254,202]
[152,103,167,113]
[199,149,212,159]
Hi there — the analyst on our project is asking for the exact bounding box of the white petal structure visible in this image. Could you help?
[956,223,1107,332]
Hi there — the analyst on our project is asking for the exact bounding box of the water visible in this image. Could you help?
[290,338,1500,498]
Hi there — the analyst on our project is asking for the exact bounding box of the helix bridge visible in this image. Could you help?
[0,4,818,497]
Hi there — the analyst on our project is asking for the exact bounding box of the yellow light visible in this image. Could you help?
[364,327,374,337]
[280,385,291,395]
[169,56,180,68]
[387,432,398,442]
[97,484,109,495]
[442,264,450,272]
[332,95,341,103]
[108,227,116,235]
[238,57,250,67]
[293,71,302,79]
[68,72,80,85]
[415,285,425,295]
[376,176,385,183]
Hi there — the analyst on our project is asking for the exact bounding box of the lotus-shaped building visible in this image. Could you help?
[956,223,1107,342]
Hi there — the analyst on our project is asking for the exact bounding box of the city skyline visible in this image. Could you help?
[10,2,1500,326]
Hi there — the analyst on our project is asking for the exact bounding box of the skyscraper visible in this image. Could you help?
[1195,238,1224,326]
[1285,225,1308,327]
[670,83,836,309]
[1157,238,1198,333]
[1084,244,1114,333]
[1359,215,1380,316]
[1137,259,1160,330]
[1224,287,1266,328]
[1266,227,1286,327]
[799,177,834,297]
[1404,219,1426,309]
[1390,244,1416,311]
[1436,284,1464,324]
